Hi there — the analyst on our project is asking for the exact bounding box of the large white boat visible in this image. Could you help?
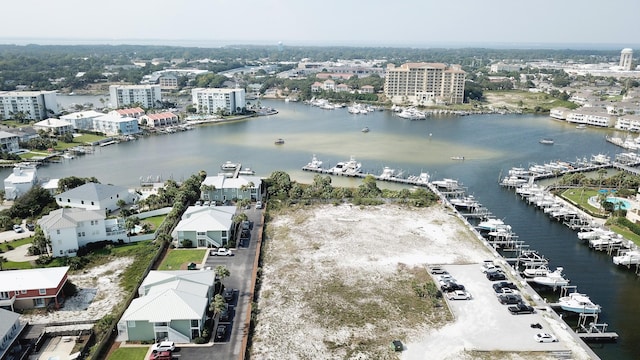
[613,250,640,266]
[450,195,479,210]
[397,107,426,120]
[531,267,570,287]
[516,250,548,267]
[378,167,397,180]
[558,292,601,314]
[477,218,509,232]
[522,265,550,278]
[431,178,460,190]
[408,172,430,185]
[221,161,240,171]
[330,156,362,175]
[304,154,323,170]
[591,153,611,165]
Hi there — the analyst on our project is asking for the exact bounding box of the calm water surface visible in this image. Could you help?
[9,99,640,360]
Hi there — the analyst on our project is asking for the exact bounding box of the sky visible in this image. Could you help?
[1,0,639,49]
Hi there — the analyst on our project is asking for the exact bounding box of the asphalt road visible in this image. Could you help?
[179,205,262,360]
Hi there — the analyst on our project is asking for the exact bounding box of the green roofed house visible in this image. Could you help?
[117,270,216,343]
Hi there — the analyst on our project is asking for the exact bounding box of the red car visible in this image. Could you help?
[150,350,172,360]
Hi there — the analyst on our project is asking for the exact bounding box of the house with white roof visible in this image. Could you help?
[200,175,262,202]
[117,270,216,343]
[38,208,126,257]
[3,165,37,200]
[33,118,74,135]
[172,206,236,248]
[55,183,138,214]
[0,308,25,360]
[60,110,141,136]
[0,267,69,311]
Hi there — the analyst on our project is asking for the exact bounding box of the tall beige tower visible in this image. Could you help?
[620,48,633,71]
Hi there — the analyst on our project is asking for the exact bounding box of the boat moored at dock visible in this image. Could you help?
[558,292,602,314]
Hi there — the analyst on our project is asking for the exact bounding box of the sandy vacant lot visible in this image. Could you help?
[251,204,591,360]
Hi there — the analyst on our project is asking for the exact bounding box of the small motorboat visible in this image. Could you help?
[361,127,370,133]
[539,138,554,145]
[451,156,465,161]
[274,138,285,145]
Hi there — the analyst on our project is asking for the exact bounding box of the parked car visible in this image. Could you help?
[215,324,227,342]
[440,282,465,292]
[486,271,506,281]
[447,290,472,300]
[429,267,448,275]
[26,223,36,231]
[241,220,251,230]
[534,333,558,343]
[150,350,172,360]
[12,225,24,233]
[492,281,517,293]
[508,303,535,315]
[219,303,231,322]
[241,229,251,239]
[151,341,175,352]
[480,261,498,273]
[211,248,233,256]
[223,288,235,302]
[497,294,522,305]
[436,274,455,284]
[255,201,263,209]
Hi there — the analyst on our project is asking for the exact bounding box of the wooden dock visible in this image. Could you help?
[301,165,432,187]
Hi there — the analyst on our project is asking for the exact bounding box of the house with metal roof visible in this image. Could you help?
[0,308,26,360]
[38,208,126,257]
[55,183,138,214]
[3,165,38,200]
[172,206,236,248]
[200,175,262,203]
[0,267,69,311]
[117,270,216,343]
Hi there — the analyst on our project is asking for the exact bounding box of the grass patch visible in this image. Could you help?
[1,236,33,251]
[607,224,640,246]
[106,347,149,360]
[157,249,206,270]
[484,90,579,112]
[561,188,605,215]
[142,215,166,229]
[2,260,34,270]
[75,134,109,144]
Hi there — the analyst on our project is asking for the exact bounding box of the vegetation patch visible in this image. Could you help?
[106,347,149,360]
[158,249,206,270]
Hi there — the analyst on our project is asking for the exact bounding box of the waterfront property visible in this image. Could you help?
[3,165,38,200]
[0,267,69,311]
[384,62,466,105]
[117,270,216,343]
[0,131,20,153]
[191,88,246,115]
[0,90,59,121]
[38,208,126,257]
[32,118,74,136]
[140,112,180,128]
[60,110,141,136]
[0,308,25,360]
[55,182,139,213]
[109,84,162,109]
[172,205,236,248]
[200,175,262,202]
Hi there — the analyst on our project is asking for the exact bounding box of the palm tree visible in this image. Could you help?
[209,294,226,314]
[0,256,7,270]
[215,265,231,293]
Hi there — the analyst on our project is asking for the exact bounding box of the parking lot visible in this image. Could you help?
[423,263,571,354]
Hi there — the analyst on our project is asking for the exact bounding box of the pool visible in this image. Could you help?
[606,197,631,210]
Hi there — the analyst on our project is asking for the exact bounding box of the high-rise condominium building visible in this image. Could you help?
[0,91,59,120]
[620,48,634,71]
[191,88,246,115]
[384,63,466,105]
[109,85,162,109]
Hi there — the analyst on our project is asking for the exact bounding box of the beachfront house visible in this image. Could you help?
[117,270,216,343]
[172,206,235,248]
[0,131,20,153]
[38,208,126,257]
[55,183,138,214]
[32,118,74,135]
[0,267,69,311]
[200,175,262,203]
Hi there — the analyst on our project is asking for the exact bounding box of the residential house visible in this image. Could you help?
[615,114,640,132]
[140,112,180,128]
[33,118,74,135]
[360,85,374,94]
[117,270,216,343]
[323,79,336,91]
[0,308,25,360]
[60,110,104,131]
[38,208,126,257]
[0,267,69,311]
[0,131,20,153]
[311,82,323,92]
[565,108,615,128]
[3,165,37,200]
[172,206,235,248]
[550,107,570,120]
[335,84,350,93]
[200,175,262,202]
[55,182,138,214]
[111,107,145,119]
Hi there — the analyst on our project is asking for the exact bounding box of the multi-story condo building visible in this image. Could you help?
[384,63,466,105]
[109,85,162,109]
[0,91,59,120]
[191,88,246,115]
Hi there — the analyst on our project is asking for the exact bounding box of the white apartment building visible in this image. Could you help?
[0,91,59,120]
[191,88,246,115]
[384,63,466,105]
[109,85,162,108]
[565,108,614,128]
[615,114,640,132]
[620,48,633,71]
[60,110,140,136]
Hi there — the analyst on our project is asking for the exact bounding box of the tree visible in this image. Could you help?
[31,228,50,255]
[215,265,231,289]
[209,294,226,314]
[116,199,126,211]
[0,256,7,270]
[125,216,140,242]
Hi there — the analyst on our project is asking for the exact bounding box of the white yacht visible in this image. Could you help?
[531,267,570,287]
[304,154,323,170]
[397,107,426,120]
[613,250,640,266]
[221,161,240,171]
[378,167,396,180]
[477,218,509,232]
[558,292,601,314]
[591,153,611,165]
[522,265,550,278]
[330,156,362,175]
[516,250,548,267]
[449,195,479,210]
[431,178,460,190]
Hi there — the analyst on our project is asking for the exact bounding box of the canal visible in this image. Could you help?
[7,98,640,359]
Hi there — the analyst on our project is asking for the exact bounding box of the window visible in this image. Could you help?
[91,201,94,205]
[81,200,85,204]
[191,319,199,327]
[56,230,60,235]
[127,321,136,328]
[39,289,46,295]
[34,298,45,307]
[21,290,27,294]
